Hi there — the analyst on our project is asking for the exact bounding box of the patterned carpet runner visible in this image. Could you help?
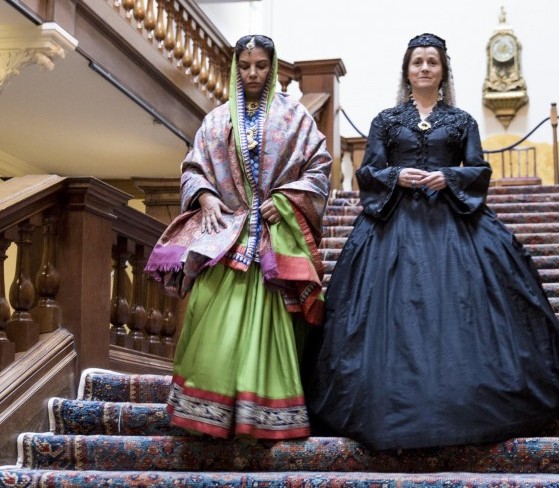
[3,185,559,487]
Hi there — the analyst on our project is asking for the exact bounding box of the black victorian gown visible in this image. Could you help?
[306,100,559,450]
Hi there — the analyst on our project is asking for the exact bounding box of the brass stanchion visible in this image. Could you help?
[551,103,559,184]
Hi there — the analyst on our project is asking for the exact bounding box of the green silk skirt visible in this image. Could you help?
[167,262,310,439]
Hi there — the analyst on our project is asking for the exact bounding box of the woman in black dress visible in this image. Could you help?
[306,33,559,450]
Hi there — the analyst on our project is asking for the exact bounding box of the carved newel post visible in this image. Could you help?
[0,237,15,369]
[6,223,39,352]
[32,215,61,332]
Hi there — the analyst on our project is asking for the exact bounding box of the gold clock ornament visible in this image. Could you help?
[482,7,528,128]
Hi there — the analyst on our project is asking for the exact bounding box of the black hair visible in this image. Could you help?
[234,35,275,62]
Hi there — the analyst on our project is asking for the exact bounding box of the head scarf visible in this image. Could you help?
[228,37,278,174]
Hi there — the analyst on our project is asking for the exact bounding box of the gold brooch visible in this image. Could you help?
[418,120,431,131]
[246,101,259,117]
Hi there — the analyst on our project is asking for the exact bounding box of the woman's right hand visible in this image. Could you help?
[198,192,234,234]
[398,168,430,189]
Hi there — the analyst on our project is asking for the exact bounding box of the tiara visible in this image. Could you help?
[408,33,446,52]
[245,36,256,52]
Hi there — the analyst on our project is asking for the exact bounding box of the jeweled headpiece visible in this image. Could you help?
[245,36,256,52]
[407,33,446,52]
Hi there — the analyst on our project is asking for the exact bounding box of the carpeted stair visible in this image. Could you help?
[322,185,559,314]
[4,184,559,487]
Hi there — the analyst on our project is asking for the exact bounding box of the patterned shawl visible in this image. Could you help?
[145,48,332,325]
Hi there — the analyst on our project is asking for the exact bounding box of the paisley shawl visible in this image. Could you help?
[145,54,331,325]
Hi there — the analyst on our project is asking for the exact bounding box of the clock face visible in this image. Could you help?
[491,35,516,62]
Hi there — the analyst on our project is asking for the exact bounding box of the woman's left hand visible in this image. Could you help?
[260,198,281,224]
[418,171,447,191]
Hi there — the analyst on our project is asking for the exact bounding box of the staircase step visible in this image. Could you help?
[524,244,559,256]
[544,283,559,298]
[489,185,559,195]
[507,223,559,234]
[49,398,181,436]
[539,269,559,283]
[78,368,171,403]
[320,237,350,249]
[323,215,357,226]
[325,205,361,216]
[515,233,559,245]
[322,225,354,238]
[497,212,559,224]
[4,469,559,487]
[15,433,559,473]
[488,193,559,204]
[491,202,559,214]
[532,256,559,269]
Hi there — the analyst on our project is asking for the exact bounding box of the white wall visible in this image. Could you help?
[198,0,557,143]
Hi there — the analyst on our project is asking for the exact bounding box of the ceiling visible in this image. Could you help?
[0,1,188,181]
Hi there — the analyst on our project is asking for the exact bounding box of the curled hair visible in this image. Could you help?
[234,35,275,62]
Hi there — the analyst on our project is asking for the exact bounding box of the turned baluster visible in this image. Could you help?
[154,0,166,49]
[122,0,134,18]
[181,16,193,72]
[133,0,146,29]
[0,237,15,369]
[6,223,39,352]
[109,236,130,347]
[31,214,61,333]
[173,9,185,66]
[190,28,201,78]
[221,68,229,102]
[144,276,163,355]
[214,63,223,100]
[198,37,209,86]
[164,2,175,58]
[144,0,156,39]
[160,294,176,359]
[127,245,147,351]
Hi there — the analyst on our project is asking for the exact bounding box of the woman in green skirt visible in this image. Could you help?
[146,35,332,440]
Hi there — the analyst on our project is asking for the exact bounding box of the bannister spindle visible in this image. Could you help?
[0,236,15,369]
[190,28,201,78]
[214,64,223,99]
[6,223,39,352]
[144,0,156,38]
[160,294,176,359]
[173,10,185,65]
[127,245,148,351]
[221,67,229,102]
[122,0,134,18]
[144,276,163,355]
[206,44,220,94]
[133,0,146,29]
[164,2,176,57]
[154,0,166,49]
[32,214,61,333]
[109,236,130,347]
[198,37,209,86]
[181,16,193,71]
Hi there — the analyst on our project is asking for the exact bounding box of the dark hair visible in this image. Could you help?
[401,45,449,88]
[234,35,275,62]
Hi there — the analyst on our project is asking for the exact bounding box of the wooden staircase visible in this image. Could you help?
[3,184,559,486]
